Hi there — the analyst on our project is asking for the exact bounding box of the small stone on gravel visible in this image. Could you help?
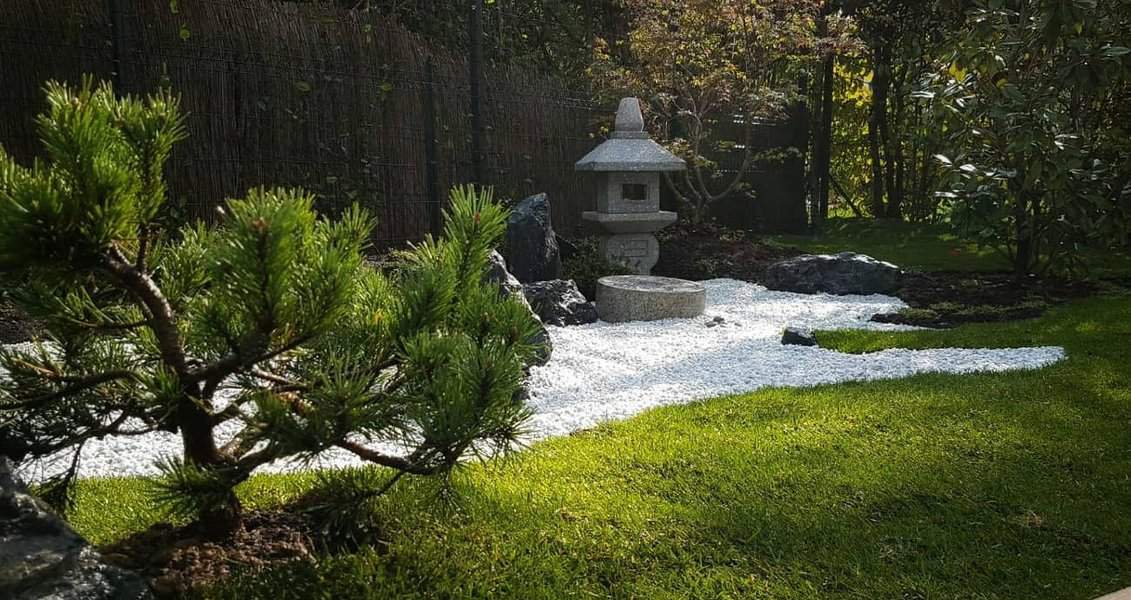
[781,327,818,346]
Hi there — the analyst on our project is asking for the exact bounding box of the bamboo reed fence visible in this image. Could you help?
[0,0,806,243]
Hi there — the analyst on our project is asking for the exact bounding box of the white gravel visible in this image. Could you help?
[15,279,1064,482]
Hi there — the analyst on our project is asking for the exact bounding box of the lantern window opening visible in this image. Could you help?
[622,183,648,202]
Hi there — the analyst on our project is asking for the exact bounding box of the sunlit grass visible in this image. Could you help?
[65,293,1131,599]
[767,217,1131,276]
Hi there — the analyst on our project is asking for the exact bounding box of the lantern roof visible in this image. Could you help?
[575,98,686,172]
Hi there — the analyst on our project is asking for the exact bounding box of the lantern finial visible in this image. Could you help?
[613,97,645,136]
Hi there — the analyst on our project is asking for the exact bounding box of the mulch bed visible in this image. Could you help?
[872,271,1097,327]
[100,510,320,597]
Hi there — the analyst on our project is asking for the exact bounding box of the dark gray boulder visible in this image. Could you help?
[484,251,552,366]
[0,458,152,600]
[522,280,598,327]
[781,327,818,347]
[504,193,561,284]
[485,250,525,298]
[763,252,902,296]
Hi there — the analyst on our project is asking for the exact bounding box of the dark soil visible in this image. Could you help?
[101,510,320,597]
[871,271,1097,327]
[653,222,801,283]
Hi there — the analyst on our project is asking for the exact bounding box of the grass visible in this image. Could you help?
[66,293,1131,599]
[766,218,1131,276]
[767,218,1001,272]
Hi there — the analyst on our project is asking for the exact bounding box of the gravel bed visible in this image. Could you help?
[15,279,1064,482]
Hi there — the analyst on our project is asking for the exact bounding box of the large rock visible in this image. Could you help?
[504,193,561,283]
[484,251,552,366]
[485,250,525,298]
[763,252,902,296]
[0,458,152,600]
[522,280,598,327]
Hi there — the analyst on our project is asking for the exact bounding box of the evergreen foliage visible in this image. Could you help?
[0,79,542,535]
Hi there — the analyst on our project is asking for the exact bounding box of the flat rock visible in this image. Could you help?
[596,275,706,323]
[522,280,598,327]
[763,252,902,295]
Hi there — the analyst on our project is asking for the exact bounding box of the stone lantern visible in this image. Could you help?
[576,98,686,275]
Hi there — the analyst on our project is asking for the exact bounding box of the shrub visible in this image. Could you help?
[0,78,543,536]
[561,237,634,299]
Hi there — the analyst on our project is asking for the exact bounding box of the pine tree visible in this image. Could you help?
[0,79,542,536]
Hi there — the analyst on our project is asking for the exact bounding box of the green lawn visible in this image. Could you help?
[767,218,1131,276]
[768,218,1002,272]
[67,293,1131,599]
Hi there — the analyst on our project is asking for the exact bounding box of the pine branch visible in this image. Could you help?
[101,246,189,374]
[64,317,150,332]
[1,370,136,410]
[233,445,279,475]
[250,368,308,392]
[335,440,443,475]
[187,333,313,385]
[135,226,151,273]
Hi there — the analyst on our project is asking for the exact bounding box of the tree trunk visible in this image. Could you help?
[876,47,900,220]
[867,120,884,217]
[814,4,835,226]
[103,248,243,536]
[1012,181,1033,276]
[867,45,889,218]
[180,386,242,537]
[886,80,905,220]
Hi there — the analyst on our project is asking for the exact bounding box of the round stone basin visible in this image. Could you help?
[596,275,706,323]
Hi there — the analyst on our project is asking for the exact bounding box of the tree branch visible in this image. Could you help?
[187,333,313,385]
[335,440,443,475]
[135,226,150,274]
[1,370,136,410]
[102,247,188,374]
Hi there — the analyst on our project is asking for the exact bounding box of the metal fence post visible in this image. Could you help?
[106,0,126,92]
[468,0,484,185]
[424,57,442,236]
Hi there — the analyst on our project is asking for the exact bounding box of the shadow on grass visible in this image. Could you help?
[72,295,1131,599]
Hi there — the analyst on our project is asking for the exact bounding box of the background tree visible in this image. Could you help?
[286,0,628,84]
[829,0,962,221]
[594,0,845,224]
[928,0,1131,275]
[0,79,543,536]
